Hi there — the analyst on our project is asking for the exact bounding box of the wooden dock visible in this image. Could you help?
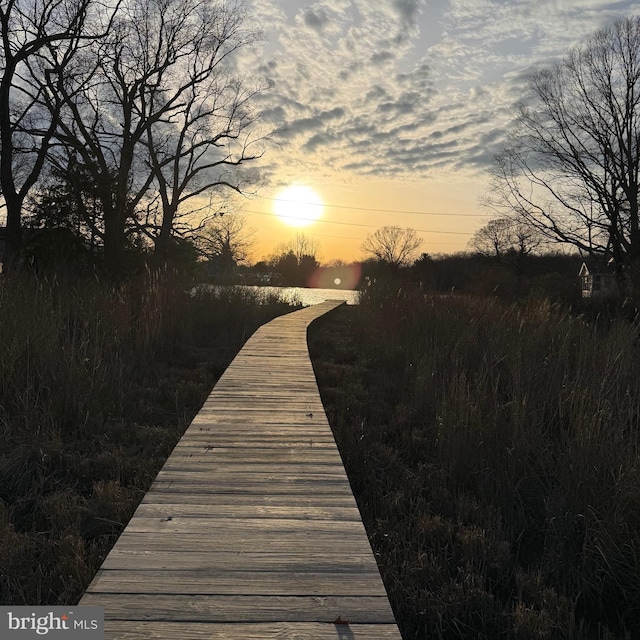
[80,300,402,639]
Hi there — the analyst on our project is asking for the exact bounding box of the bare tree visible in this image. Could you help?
[45,0,261,276]
[0,0,115,269]
[143,8,264,260]
[488,16,640,291]
[361,225,423,269]
[198,212,253,267]
[470,217,543,262]
[274,231,320,263]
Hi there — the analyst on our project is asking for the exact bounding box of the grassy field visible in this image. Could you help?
[308,282,640,640]
[0,273,294,606]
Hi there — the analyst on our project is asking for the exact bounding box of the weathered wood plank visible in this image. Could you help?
[174,437,337,447]
[122,517,369,537]
[139,492,359,508]
[88,570,385,595]
[123,515,366,532]
[108,531,377,556]
[152,473,351,487]
[162,449,345,464]
[104,621,401,640]
[131,503,361,520]
[146,482,355,497]
[81,594,396,623]
[80,301,402,639]
[99,550,379,572]
[155,463,348,475]
[184,414,330,425]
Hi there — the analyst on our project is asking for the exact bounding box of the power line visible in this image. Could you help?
[292,229,466,244]
[242,208,474,235]
[299,230,463,245]
[306,232,467,246]
[258,195,489,218]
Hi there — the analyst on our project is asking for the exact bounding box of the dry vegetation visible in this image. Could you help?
[0,274,293,605]
[4,269,639,640]
[309,281,640,640]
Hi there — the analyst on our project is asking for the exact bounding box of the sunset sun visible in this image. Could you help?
[273,185,324,227]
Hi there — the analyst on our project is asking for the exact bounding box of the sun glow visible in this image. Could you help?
[273,185,324,227]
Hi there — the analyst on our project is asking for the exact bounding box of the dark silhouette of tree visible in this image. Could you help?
[470,218,542,262]
[22,161,102,272]
[0,0,116,270]
[269,250,299,285]
[25,158,103,248]
[44,0,261,277]
[273,232,319,264]
[470,217,545,277]
[198,213,253,276]
[361,225,423,269]
[143,9,264,262]
[269,232,320,286]
[470,218,547,293]
[412,252,436,289]
[488,16,640,293]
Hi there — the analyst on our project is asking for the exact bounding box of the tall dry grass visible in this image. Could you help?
[310,282,640,639]
[0,273,293,605]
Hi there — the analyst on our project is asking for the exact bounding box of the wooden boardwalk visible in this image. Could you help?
[80,300,402,639]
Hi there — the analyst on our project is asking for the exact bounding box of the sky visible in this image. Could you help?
[236,0,640,264]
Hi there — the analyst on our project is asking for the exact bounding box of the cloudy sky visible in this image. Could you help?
[239,0,640,263]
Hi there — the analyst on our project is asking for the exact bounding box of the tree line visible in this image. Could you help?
[0,0,262,277]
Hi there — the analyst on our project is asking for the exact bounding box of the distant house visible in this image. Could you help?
[578,260,619,298]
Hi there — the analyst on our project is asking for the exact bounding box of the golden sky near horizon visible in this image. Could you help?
[241,175,490,263]
[230,0,640,264]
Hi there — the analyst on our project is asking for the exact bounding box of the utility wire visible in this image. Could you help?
[298,230,463,245]
[257,195,489,218]
[243,208,474,235]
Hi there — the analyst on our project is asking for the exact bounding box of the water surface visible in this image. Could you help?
[245,285,359,306]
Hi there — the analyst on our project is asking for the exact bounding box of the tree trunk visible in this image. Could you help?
[153,206,177,265]
[2,195,23,272]
[102,212,127,279]
[0,63,21,272]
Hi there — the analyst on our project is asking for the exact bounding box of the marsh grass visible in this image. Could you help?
[309,282,640,639]
[0,273,293,605]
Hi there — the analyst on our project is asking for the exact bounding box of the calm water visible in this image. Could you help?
[244,285,359,306]
[193,284,360,306]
